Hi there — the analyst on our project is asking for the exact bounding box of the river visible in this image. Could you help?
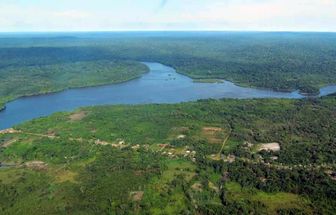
[0,62,335,130]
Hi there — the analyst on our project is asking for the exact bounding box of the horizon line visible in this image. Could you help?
[0,29,336,34]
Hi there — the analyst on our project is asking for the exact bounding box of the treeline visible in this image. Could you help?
[1,32,336,98]
[224,160,336,214]
[0,60,148,109]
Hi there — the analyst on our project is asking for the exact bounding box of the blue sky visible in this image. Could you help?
[0,0,335,32]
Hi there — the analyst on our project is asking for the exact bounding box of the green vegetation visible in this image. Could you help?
[1,32,336,214]
[0,32,336,110]
[1,32,336,101]
[0,59,148,110]
[224,182,312,214]
[1,97,336,214]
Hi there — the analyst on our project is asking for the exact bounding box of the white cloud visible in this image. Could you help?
[0,4,94,31]
[0,0,335,31]
[174,0,336,31]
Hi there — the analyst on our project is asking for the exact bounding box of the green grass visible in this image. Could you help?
[161,159,196,183]
[225,182,313,215]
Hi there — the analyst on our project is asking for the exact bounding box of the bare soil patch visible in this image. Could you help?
[95,139,110,146]
[191,182,203,192]
[258,143,281,152]
[130,191,144,201]
[0,128,19,134]
[24,161,48,170]
[203,127,222,132]
[69,111,87,121]
[202,127,223,143]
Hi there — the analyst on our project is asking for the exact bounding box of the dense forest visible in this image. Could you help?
[1,97,335,214]
[1,33,336,214]
[0,59,148,110]
[1,32,336,110]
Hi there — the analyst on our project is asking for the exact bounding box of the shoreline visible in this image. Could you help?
[0,66,149,114]
[172,67,329,97]
[0,62,335,116]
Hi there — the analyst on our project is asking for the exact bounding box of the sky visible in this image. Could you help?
[0,0,335,32]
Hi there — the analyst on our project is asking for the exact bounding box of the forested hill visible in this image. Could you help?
[1,32,336,97]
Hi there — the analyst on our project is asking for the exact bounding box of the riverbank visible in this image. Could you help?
[0,59,148,102]
[0,62,150,114]
[170,65,329,96]
[2,62,336,130]
[0,104,5,111]
[177,70,334,97]
[0,98,10,112]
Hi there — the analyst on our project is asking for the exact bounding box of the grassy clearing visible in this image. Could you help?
[51,167,78,183]
[161,159,196,184]
[225,182,313,215]
[142,159,196,215]
[201,126,225,144]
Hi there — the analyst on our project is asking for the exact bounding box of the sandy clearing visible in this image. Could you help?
[202,127,223,132]
[258,143,281,152]
[24,161,48,170]
[0,128,19,135]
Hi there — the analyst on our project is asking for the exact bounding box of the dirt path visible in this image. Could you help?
[237,157,336,171]
[0,128,57,139]
[218,129,231,156]
[23,132,57,139]
[2,139,17,148]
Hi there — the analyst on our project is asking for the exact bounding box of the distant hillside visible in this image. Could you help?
[1,32,336,98]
